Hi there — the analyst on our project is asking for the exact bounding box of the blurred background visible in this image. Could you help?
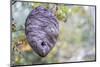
[11,1,96,65]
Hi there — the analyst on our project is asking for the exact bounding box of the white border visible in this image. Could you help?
[0,0,100,67]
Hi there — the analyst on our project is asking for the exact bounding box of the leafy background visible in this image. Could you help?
[11,2,96,65]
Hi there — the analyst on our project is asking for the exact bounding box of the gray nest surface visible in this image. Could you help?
[25,6,59,57]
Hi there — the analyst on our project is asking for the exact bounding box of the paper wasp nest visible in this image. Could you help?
[25,6,59,57]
